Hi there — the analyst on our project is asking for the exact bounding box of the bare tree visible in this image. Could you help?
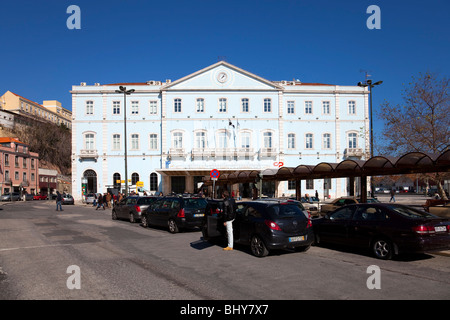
[13,120,71,175]
[377,72,449,199]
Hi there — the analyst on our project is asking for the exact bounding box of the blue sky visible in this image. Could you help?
[1,0,449,142]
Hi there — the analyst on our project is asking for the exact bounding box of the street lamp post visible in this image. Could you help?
[358,79,383,198]
[115,86,135,196]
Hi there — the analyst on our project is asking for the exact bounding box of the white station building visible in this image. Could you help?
[70,61,369,201]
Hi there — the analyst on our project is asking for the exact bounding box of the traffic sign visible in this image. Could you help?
[210,169,220,179]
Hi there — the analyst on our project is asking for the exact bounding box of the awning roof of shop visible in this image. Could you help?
[195,149,450,185]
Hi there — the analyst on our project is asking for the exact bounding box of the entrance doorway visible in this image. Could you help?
[171,176,185,194]
[83,169,97,194]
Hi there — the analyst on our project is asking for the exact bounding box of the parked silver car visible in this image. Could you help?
[62,194,75,205]
[1,192,21,201]
[84,193,95,204]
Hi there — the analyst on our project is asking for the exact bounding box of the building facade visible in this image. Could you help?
[71,61,369,201]
[1,91,72,129]
[0,137,39,195]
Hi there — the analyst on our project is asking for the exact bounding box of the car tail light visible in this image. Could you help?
[265,220,282,231]
[177,208,185,218]
[134,205,141,213]
[412,225,435,234]
[306,211,312,228]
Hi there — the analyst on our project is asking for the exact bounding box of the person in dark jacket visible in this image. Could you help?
[96,193,104,210]
[56,191,63,211]
[222,190,236,251]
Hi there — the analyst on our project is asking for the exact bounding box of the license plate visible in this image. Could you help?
[435,226,446,232]
[289,236,305,242]
[194,213,204,218]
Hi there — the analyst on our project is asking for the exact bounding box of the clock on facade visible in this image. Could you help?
[217,72,228,83]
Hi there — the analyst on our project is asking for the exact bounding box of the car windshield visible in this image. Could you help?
[268,204,306,218]
[387,205,436,219]
[184,198,207,209]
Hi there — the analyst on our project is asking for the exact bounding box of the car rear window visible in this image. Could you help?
[183,198,207,209]
[387,205,436,219]
[268,204,306,218]
[138,197,157,205]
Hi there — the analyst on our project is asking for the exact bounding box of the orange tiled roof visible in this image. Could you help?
[0,137,27,145]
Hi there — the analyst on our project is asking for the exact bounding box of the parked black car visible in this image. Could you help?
[141,196,208,233]
[202,199,314,257]
[112,196,160,223]
[313,203,450,260]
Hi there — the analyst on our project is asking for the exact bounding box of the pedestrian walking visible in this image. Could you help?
[56,191,63,211]
[96,193,104,210]
[106,192,112,208]
[389,189,396,202]
[222,190,236,251]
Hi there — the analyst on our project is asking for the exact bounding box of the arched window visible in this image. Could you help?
[150,173,158,191]
[131,173,139,186]
[113,173,121,189]
[83,169,97,194]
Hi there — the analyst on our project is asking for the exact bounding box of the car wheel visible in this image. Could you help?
[250,235,269,257]
[129,213,135,223]
[112,209,118,220]
[141,216,148,228]
[168,219,179,234]
[372,238,394,260]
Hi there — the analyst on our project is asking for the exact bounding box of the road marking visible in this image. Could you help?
[0,243,73,252]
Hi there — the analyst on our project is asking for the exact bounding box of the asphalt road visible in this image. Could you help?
[0,198,449,302]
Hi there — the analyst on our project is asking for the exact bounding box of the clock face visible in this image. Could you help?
[217,72,228,83]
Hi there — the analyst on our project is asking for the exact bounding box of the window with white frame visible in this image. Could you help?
[219,98,227,113]
[305,101,312,114]
[348,132,358,148]
[264,98,272,112]
[195,131,207,149]
[288,133,296,149]
[113,101,121,115]
[288,180,296,190]
[149,134,158,150]
[241,98,249,112]
[306,179,314,190]
[241,131,251,148]
[287,101,295,114]
[322,101,330,114]
[196,98,205,113]
[85,133,95,150]
[131,134,139,150]
[305,133,313,149]
[323,133,331,149]
[173,132,183,149]
[217,131,228,148]
[348,101,356,114]
[112,134,121,150]
[131,101,139,114]
[149,100,158,115]
[263,131,273,148]
[86,101,94,115]
[174,98,182,113]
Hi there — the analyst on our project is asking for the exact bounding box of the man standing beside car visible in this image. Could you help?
[56,191,63,211]
[222,190,236,251]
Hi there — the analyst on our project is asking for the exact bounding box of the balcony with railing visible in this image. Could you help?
[79,149,99,160]
[344,148,364,158]
[259,147,277,157]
